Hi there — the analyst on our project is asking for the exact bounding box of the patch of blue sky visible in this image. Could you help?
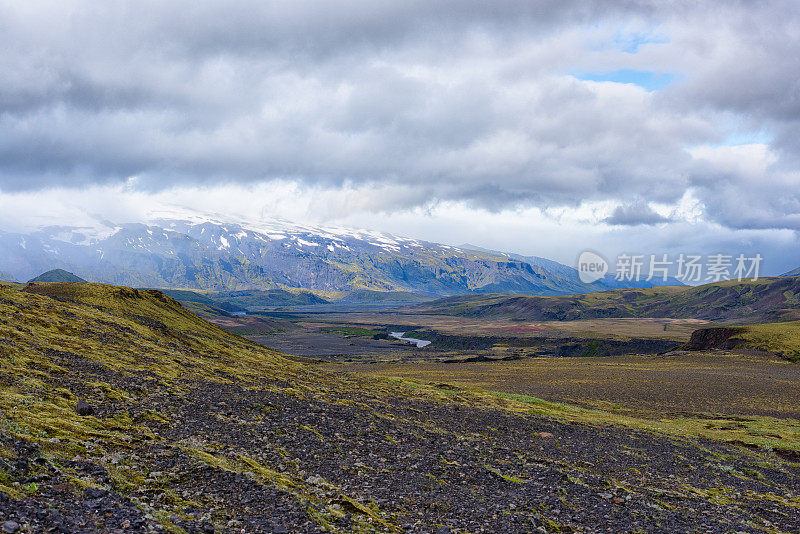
[613,31,669,53]
[722,130,773,146]
[711,115,773,146]
[589,29,670,53]
[573,69,681,91]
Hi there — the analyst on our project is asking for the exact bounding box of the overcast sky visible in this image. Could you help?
[1,1,799,272]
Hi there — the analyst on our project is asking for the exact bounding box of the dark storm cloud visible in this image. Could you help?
[0,0,798,232]
[604,200,671,226]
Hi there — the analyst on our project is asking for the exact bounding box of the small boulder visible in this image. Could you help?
[76,400,95,416]
[1,521,20,534]
[436,527,452,534]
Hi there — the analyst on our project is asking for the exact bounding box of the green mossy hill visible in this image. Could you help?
[335,290,433,304]
[3,282,296,388]
[734,321,800,362]
[155,288,216,305]
[178,300,236,319]
[684,320,800,362]
[0,281,301,504]
[27,269,87,283]
[156,289,247,313]
[417,276,800,323]
[213,289,330,308]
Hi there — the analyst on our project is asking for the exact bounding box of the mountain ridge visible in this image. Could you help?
[0,217,681,297]
[410,276,800,323]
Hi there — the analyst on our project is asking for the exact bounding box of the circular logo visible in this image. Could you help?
[577,251,608,283]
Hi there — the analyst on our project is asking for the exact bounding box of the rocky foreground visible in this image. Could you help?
[1,283,800,533]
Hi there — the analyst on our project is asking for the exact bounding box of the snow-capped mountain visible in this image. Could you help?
[0,217,679,295]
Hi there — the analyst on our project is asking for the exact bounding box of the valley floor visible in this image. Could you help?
[330,350,800,419]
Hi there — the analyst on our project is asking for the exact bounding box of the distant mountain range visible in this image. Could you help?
[0,216,682,296]
[411,276,800,323]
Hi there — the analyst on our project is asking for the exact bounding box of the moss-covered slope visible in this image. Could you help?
[682,319,800,362]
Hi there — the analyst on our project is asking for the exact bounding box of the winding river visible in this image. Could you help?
[389,331,432,348]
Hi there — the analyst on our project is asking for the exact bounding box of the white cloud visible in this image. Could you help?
[0,1,798,270]
[689,144,777,179]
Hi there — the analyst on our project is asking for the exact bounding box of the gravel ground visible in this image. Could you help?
[3,348,800,533]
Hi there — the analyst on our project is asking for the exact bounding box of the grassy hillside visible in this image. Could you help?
[414,276,800,323]
[690,321,800,362]
[27,269,87,283]
[156,288,331,309]
[4,281,800,531]
[5,282,296,385]
[736,321,800,361]
[158,287,434,310]
[216,289,330,308]
[155,288,217,305]
[335,289,434,304]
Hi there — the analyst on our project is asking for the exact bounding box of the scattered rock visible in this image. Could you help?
[1,521,19,534]
[3,336,800,533]
[76,399,95,416]
[84,487,108,499]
